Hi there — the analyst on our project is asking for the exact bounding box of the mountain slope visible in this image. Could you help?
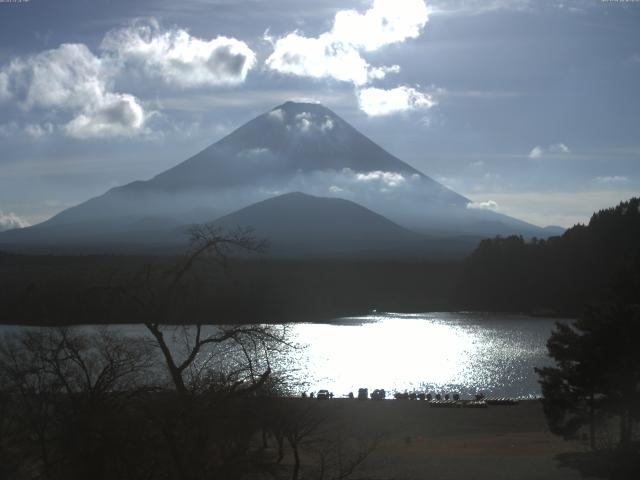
[211,192,425,257]
[151,101,430,190]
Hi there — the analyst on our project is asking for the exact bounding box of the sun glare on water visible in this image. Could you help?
[289,313,557,398]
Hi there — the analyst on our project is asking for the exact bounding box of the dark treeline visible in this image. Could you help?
[457,198,640,317]
[0,253,459,325]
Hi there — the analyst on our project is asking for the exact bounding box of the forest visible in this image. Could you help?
[457,197,640,316]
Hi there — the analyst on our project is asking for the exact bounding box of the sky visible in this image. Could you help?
[0,0,639,230]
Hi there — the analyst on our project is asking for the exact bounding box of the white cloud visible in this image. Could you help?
[332,0,429,51]
[0,210,30,231]
[466,200,499,211]
[357,86,436,116]
[265,0,428,86]
[101,19,256,88]
[238,147,270,158]
[265,32,376,86]
[528,143,570,159]
[528,146,543,159]
[1,43,108,111]
[64,93,146,139]
[0,43,147,139]
[594,175,629,183]
[294,112,313,132]
[550,143,570,153]
[284,111,337,134]
[268,108,285,122]
[321,116,334,132]
[0,18,255,140]
[354,170,407,188]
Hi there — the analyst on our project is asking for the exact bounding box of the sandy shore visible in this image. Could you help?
[296,399,584,480]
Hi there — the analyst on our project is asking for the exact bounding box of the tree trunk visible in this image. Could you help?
[619,409,630,448]
[589,392,595,450]
[162,421,191,480]
[276,434,284,464]
[291,441,300,480]
[144,323,188,397]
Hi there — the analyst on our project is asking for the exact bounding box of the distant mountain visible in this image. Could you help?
[0,101,554,255]
[211,192,425,257]
[541,225,566,236]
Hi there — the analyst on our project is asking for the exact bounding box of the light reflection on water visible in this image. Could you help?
[286,312,571,399]
[0,312,570,399]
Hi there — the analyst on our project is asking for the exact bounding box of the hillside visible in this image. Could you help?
[211,192,427,257]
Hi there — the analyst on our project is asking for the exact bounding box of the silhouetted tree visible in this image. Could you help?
[128,224,276,396]
[126,224,297,480]
[0,328,154,480]
[536,304,640,449]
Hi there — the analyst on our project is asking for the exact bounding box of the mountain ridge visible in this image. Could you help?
[0,101,557,255]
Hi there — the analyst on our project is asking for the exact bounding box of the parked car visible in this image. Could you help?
[317,389,331,399]
[371,389,386,400]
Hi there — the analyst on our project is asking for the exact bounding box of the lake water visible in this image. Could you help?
[0,312,571,399]
[290,312,571,399]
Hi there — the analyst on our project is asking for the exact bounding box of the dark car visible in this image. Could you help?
[371,389,386,400]
[317,389,331,399]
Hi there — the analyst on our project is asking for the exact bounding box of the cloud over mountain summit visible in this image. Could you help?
[265,0,434,115]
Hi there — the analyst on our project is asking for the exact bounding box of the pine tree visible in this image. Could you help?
[536,304,640,449]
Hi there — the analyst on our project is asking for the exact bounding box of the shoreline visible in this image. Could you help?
[0,309,576,328]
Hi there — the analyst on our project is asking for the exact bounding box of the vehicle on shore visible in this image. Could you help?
[317,389,331,399]
[371,389,386,400]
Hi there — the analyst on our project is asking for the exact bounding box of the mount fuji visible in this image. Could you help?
[0,101,557,256]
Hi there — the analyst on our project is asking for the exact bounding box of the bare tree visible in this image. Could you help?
[136,224,284,398]
[0,327,154,480]
[123,224,298,480]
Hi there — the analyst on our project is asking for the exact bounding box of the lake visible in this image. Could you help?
[0,312,571,399]
[289,312,571,399]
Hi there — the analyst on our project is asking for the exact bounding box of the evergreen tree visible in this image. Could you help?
[536,304,640,449]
